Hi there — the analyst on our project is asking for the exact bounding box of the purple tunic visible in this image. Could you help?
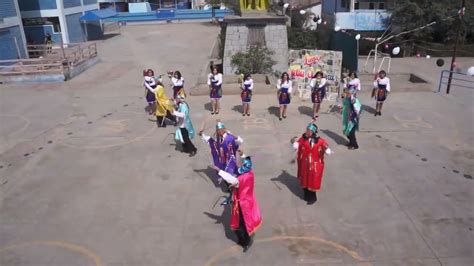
[208,133,239,175]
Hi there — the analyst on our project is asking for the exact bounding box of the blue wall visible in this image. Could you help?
[322,0,349,14]
[0,0,17,18]
[66,12,85,42]
[83,0,98,5]
[63,0,82,8]
[0,26,27,60]
[24,25,62,45]
[18,0,57,11]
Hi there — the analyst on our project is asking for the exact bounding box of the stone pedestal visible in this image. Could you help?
[222,13,288,75]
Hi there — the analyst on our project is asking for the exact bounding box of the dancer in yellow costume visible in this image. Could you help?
[240,0,267,10]
[155,79,176,128]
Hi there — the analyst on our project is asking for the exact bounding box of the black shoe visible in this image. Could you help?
[242,113,246,116]
[189,150,197,157]
[243,237,254,253]
[379,112,382,116]
[282,115,286,119]
[216,111,219,114]
[211,112,215,115]
[374,112,377,116]
[279,117,282,121]
[246,113,250,116]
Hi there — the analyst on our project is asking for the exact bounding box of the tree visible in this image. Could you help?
[230,45,276,74]
[389,0,474,44]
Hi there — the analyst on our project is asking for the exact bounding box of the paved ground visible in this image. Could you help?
[0,23,473,266]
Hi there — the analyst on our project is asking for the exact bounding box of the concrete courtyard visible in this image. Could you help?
[0,23,473,266]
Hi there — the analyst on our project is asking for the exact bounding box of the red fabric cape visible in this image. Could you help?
[230,170,262,235]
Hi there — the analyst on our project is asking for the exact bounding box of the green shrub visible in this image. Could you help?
[230,45,276,74]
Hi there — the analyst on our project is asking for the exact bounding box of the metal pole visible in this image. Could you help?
[356,39,359,73]
[373,43,378,74]
[59,32,67,60]
[13,36,21,59]
[446,0,465,94]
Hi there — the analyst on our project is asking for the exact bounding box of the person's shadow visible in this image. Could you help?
[232,105,242,114]
[362,104,376,115]
[270,170,304,200]
[320,129,348,145]
[193,167,229,193]
[298,106,313,117]
[267,106,280,118]
[203,204,237,243]
[204,102,212,111]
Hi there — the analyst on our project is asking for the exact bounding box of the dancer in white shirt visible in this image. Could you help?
[276,72,292,121]
[143,69,157,115]
[241,74,253,116]
[168,70,185,99]
[208,66,223,115]
[372,70,391,116]
[309,71,327,120]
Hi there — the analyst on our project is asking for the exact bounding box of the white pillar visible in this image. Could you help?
[56,0,70,44]
[13,0,29,58]
[350,0,355,12]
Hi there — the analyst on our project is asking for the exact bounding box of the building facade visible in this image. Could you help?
[323,0,392,31]
[19,0,100,45]
[0,0,28,60]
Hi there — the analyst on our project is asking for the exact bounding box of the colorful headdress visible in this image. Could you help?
[216,122,225,129]
[307,123,318,134]
[238,157,252,175]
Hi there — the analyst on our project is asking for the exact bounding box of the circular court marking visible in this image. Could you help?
[205,235,368,266]
[61,111,157,149]
[0,240,104,266]
[0,114,30,136]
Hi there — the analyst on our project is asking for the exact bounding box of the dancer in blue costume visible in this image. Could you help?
[173,94,197,156]
[341,88,362,150]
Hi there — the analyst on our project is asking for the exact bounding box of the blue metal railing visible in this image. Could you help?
[438,70,474,92]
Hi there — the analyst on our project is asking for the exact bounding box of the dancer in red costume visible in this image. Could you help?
[291,123,332,204]
[211,151,262,252]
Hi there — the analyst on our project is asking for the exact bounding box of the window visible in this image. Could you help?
[341,0,347,8]
[379,2,385,9]
[355,1,359,10]
[369,3,374,9]
[22,17,61,33]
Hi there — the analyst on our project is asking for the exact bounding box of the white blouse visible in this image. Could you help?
[346,78,361,91]
[144,76,157,92]
[171,77,184,87]
[242,79,254,90]
[207,73,223,86]
[373,77,391,92]
[277,79,293,93]
[309,77,327,89]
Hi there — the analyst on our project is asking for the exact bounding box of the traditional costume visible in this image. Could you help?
[373,77,390,103]
[171,76,185,99]
[173,95,197,156]
[144,76,157,104]
[241,78,253,104]
[310,77,327,104]
[277,79,292,105]
[217,156,262,252]
[201,122,244,175]
[154,83,175,127]
[372,72,391,116]
[208,72,223,99]
[292,123,331,204]
[342,90,361,149]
